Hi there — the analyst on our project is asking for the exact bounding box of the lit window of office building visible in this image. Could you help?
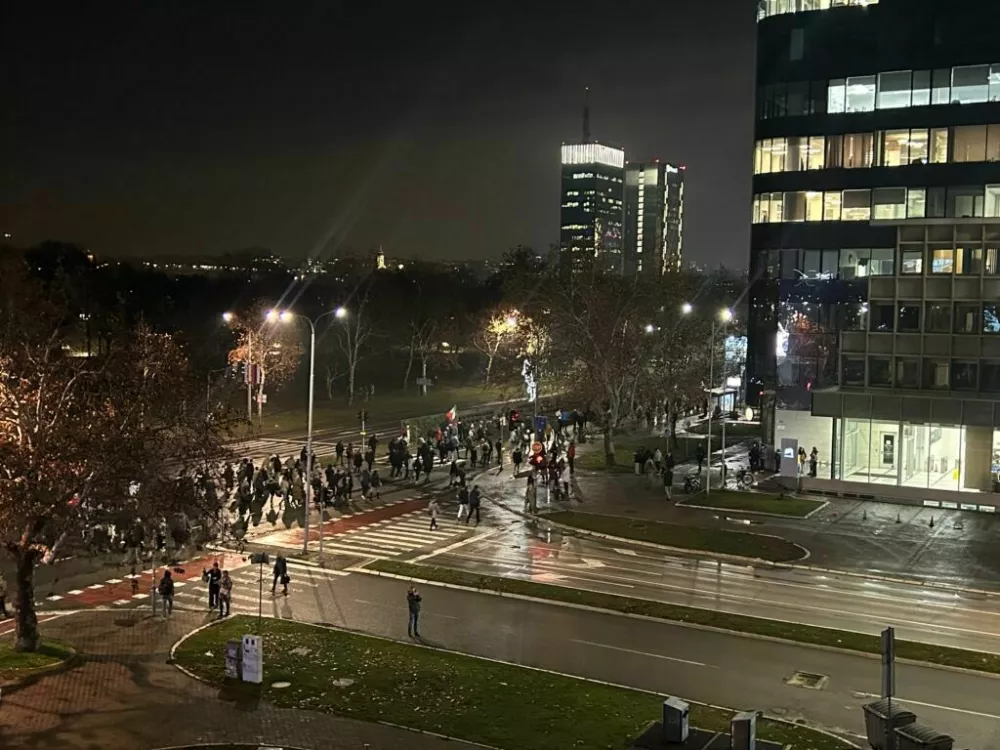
[748,0,1000,502]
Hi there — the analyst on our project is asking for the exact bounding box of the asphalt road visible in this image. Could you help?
[260,571,999,749]
[420,528,1000,655]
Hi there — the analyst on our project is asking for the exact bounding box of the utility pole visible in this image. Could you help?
[246,333,253,422]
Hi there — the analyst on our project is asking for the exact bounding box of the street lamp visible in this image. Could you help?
[706,307,734,496]
[681,302,693,315]
[266,306,348,560]
[644,323,655,334]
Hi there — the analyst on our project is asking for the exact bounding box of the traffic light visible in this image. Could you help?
[358,410,368,424]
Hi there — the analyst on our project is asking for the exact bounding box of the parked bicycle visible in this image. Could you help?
[683,472,702,493]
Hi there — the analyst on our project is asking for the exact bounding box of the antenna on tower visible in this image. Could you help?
[582,87,591,143]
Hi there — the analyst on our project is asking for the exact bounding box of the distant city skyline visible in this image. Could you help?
[1,1,755,267]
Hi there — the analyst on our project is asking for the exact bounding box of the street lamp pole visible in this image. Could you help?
[304,317,318,559]
[247,332,253,422]
[706,318,715,497]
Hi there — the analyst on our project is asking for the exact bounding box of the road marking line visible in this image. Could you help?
[87,584,104,590]
[413,529,502,562]
[46,595,63,601]
[112,599,131,606]
[570,639,712,668]
[853,692,1000,720]
[66,589,84,595]
[613,548,638,556]
[132,593,149,599]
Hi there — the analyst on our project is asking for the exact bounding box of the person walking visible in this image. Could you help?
[457,485,470,522]
[495,438,503,470]
[406,585,422,638]
[567,441,576,476]
[662,462,674,500]
[428,497,440,530]
[218,570,233,617]
[371,469,382,500]
[157,569,175,618]
[272,554,289,596]
[205,561,222,609]
[513,447,523,476]
[468,485,482,525]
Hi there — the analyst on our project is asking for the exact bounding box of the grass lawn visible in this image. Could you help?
[175,616,854,750]
[369,560,1000,678]
[576,427,753,474]
[547,511,805,562]
[0,638,75,680]
[680,490,823,518]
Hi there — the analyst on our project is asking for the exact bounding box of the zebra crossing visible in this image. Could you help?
[307,509,472,559]
[166,559,348,614]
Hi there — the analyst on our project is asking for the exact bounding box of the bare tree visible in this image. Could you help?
[0,259,237,651]
[473,309,522,386]
[330,292,374,405]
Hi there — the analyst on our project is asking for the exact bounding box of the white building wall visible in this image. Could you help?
[775,408,834,475]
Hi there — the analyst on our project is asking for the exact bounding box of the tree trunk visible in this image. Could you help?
[667,400,677,449]
[324,366,335,400]
[403,338,415,390]
[484,353,494,386]
[14,551,39,652]
[603,431,616,466]
[347,357,356,405]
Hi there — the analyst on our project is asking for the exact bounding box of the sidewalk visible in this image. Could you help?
[0,610,481,750]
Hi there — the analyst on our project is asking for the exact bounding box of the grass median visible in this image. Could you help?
[546,510,806,562]
[369,559,1000,677]
[0,638,75,681]
[679,490,824,518]
[175,616,854,750]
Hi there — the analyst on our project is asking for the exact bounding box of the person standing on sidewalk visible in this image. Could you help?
[662,461,674,500]
[567,441,576,476]
[428,497,440,530]
[407,586,422,638]
[218,570,233,618]
[157,569,174,618]
[495,438,504,470]
[205,561,222,610]
[0,572,8,618]
[272,554,289,596]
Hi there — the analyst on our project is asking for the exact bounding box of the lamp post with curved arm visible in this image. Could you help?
[267,306,348,559]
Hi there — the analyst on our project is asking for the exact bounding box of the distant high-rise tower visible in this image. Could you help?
[559,90,625,273]
[623,161,685,276]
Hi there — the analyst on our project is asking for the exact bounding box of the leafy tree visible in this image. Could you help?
[472,309,525,386]
[0,257,237,651]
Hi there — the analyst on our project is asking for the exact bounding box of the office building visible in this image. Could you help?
[747,0,1000,500]
[559,94,625,273]
[624,161,685,276]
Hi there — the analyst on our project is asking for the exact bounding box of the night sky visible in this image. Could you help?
[1,1,756,268]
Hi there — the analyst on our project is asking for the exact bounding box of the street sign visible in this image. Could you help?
[531,441,543,455]
[881,626,895,697]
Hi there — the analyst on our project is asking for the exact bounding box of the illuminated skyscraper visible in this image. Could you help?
[559,92,625,272]
[623,161,685,276]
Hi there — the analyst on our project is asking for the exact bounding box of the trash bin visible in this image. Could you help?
[894,723,954,750]
[661,696,689,744]
[862,699,917,750]
[730,711,757,750]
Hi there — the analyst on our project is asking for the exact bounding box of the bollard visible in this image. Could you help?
[929,515,935,528]
[896,513,901,524]
[862,509,867,521]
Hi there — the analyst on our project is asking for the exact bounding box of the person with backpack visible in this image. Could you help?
[468,485,482,525]
[157,569,174,617]
[218,570,233,618]
[370,469,382,500]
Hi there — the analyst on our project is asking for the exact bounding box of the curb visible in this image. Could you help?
[170,613,860,749]
[675,496,830,520]
[484,493,811,566]
[0,645,81,693]
[352,565,1000,681]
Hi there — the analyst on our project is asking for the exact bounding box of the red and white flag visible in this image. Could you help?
[446,405,458,422]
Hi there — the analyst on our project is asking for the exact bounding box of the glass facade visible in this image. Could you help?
[758,62,1000,120]
[835,418,997,493]
[757,0,878,22]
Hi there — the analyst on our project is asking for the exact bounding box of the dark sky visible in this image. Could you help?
[1,1,756,268]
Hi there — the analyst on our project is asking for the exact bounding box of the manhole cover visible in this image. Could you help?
[271,681,291,689]
[785,670,828,690]
[331,677,355,687]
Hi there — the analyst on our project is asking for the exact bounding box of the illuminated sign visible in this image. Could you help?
[561,143,625,169]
